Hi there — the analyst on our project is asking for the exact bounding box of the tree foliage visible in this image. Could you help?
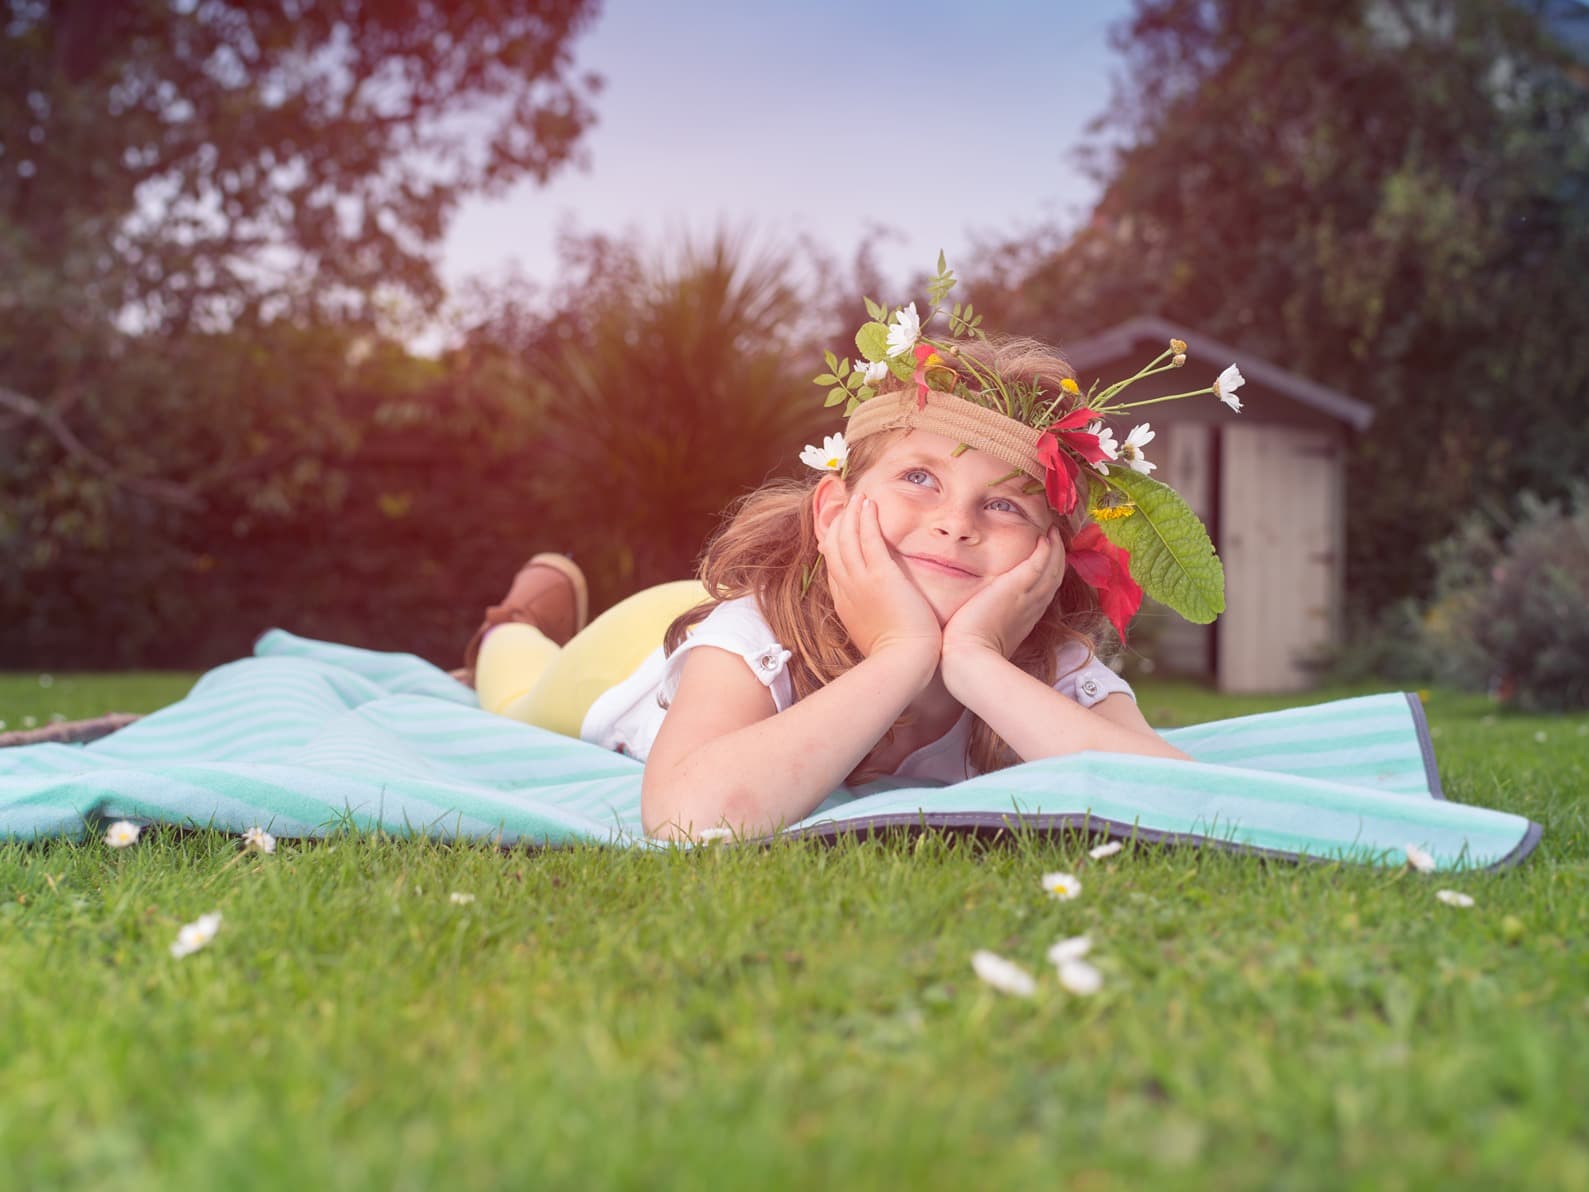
[973,0,1589,613]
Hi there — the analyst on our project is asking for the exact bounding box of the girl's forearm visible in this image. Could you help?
[643,645,939,839]
[940,648,1189,762]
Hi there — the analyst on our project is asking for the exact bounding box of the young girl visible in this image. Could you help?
[468,272,1237,840]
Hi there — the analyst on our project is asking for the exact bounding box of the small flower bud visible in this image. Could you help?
[1169,338,1187,354]
[1172,353,1187,368]
[1060,377,1081,395]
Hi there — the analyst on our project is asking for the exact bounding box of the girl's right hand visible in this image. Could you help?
[819,494,942,664]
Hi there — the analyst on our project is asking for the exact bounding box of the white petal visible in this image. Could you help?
[1404,843,1436,873]
[971,950,1037,998]
[449,891,476,905]
[695,827,734,845]
[1435,889,1475,908]
[862,359,890,384]
[1088,841,1124,860]
[800,443,838,471]
[1215,365,1245,411]
[1057,959,1104,996]
[104,821,141,849]
[1040,871,1082,900]
[1123,423,1154,449]
[1047,935,1093,965]
[885,303,921,358]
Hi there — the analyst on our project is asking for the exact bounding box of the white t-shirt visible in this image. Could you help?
[579,595,1135,782]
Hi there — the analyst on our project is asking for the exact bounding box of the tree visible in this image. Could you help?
[974,0,1589,614]
[1,0,602,622]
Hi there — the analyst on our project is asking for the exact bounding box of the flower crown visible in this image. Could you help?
[803,254,1244,642]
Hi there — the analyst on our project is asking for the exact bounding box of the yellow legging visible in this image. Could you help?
[474,579,709,738]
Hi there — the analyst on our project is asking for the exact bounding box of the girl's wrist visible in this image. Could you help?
[938,643,1009,698]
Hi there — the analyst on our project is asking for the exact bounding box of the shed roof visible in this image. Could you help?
[1062,316,1375,431]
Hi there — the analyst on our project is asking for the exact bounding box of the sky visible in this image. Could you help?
[439,0,1137,302]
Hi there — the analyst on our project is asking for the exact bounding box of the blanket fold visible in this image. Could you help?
[0,630,1541,871]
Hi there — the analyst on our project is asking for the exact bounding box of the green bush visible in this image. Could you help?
[1423,488,1589,711]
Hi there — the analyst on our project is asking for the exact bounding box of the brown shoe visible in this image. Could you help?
[460,553,589,681]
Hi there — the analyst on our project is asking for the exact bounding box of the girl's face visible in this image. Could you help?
[816,430,1059,624]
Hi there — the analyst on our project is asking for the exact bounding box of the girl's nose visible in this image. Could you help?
[932,513,979,542]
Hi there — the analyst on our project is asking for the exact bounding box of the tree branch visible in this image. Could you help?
[0,385,204,510]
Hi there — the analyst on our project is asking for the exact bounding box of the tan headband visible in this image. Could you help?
[844,389,1047,486]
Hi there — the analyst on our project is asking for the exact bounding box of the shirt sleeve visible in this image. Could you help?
[1052,640,1135,708]
[656,598,796,711]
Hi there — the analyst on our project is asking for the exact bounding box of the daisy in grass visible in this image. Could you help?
[170,911,222,959]
[1047,935,1092,965]
[1436,890,1475,908]
[242,826,276,854]
[1404,843,1436,873]
[1056,959,1104,996]
[1041,871,1082,900]
[1088,841,1124,860]
[971,950,1037,998]
[104,821,141,849]
[695,826,734,845]
[449,892,476,905]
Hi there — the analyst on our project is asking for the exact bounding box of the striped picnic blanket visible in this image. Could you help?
[0,630,1541,870]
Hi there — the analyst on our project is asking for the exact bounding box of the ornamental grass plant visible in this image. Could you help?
[1,675,1585,1190]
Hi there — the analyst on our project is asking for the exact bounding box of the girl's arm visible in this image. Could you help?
[641,640,937,839]
[644,492,943,840]
[939,647,1190,762]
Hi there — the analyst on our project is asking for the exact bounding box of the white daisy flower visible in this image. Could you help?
[1041,871,1082,900]
[1087,421,1119,474]
[695,827,734,845]
[1213,364,1245,411]
[104,821,141,849]
[169,911,222,959]
[971,950,1037,998]
[1118,423,1157,474]
[1056,959,1104,996]
[1435,889,1475,908]
[885,302,921,358]
[1404,843,1436,873]
[449,891,476,905]
[242,826,276,854]
[1047,934,1092,966]
[860,358,890,385]
[799,432,849,473]
[1088,840,1124,860]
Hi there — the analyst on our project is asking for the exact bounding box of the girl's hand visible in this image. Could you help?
[941,524,1067,660]
[819,495,941,663]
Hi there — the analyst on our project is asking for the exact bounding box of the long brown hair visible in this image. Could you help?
[663,335,1111,776]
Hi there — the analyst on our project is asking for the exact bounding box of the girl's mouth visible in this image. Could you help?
[904,554,978,579]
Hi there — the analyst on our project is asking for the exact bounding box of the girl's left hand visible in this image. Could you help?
[941,525,1067,660]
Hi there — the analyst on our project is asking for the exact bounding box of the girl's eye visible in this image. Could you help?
[987,498,1022,515]
[902,468,933,486]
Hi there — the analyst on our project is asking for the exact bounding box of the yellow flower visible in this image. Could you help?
[1089,503,1137,522]
[1060,377,1081,395]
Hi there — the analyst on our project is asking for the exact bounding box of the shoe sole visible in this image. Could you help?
[525,552,589,637]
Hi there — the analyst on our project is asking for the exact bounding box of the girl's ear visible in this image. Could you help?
[811,474,849,540]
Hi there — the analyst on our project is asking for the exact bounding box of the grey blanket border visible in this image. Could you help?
[773,810,1543,872]
[1404,691,1446,800]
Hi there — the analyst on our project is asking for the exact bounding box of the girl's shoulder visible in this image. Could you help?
[1051,638,1135,707]
[662,594,794,701]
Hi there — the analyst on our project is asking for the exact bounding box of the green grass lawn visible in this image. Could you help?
[2,672,1586,1190]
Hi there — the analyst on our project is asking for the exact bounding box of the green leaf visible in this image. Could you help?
[836,357,850,378]
[825,387,848,407]
[814,372,838,386]
[1095,469,1225,623]
[855,321,890,362]
[844,397,860,416]
[888,357,914,383]
[823,349,838,370]
[863,296,885,321]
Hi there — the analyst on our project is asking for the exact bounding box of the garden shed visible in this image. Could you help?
[1064,317,1375,693]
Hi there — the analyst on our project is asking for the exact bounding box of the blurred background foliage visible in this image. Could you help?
[4,0,1588,708]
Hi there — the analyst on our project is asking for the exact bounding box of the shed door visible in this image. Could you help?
[1217,424,1341,692]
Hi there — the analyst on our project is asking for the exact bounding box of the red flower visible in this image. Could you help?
[1037,407,1112,513]
[1067,523,1143,646]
